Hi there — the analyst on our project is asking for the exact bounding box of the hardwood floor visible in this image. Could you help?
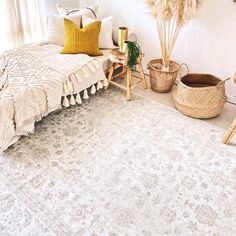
[113,71,236,130]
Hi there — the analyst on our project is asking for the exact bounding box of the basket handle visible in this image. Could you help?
[180,63,189,76]
[217,78,231,88]
[178,63,189,80]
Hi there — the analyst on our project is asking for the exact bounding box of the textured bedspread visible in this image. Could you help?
[0,44,106,151]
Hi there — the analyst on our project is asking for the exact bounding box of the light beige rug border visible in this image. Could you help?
[130,89,227,133]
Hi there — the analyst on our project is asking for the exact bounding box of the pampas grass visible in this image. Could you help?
[145,0,202,68]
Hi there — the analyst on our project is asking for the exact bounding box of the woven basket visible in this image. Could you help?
[172,74,228,119]
[149,59,181,93]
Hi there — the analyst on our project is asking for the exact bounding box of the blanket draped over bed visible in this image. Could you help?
[0,44,107,151]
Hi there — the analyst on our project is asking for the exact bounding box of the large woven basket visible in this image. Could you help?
[172,74,228,119]
[149,59,181,93]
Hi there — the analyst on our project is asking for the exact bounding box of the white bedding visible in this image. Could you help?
[96,49,112,72]
[0,43,108,151]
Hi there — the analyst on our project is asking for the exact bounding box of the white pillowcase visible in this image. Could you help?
[47,14,81,46]
[83,16,114,49]
[57,3,99,19]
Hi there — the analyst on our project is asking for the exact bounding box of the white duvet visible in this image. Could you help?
[0,43,107,151]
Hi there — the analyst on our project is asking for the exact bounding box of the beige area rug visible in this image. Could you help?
[0,88,236,236]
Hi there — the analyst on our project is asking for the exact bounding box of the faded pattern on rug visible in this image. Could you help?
[0,88,236,236]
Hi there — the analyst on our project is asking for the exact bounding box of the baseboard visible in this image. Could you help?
[134,68,236,106]
[227,95,236,105]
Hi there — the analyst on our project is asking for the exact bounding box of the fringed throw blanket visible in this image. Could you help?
[0,44,107,151]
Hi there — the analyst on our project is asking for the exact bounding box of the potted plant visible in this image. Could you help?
[125,41,141,69]
[144,0,202,93]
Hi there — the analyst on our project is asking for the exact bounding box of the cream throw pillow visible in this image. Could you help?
[47,14,82,46]
[83,16,114,49]
[57,3,98,18]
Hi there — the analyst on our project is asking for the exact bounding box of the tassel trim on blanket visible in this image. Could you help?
[62,78,108,108]
[70,95,76,106]
[76,93,82,104]
[83,89,89,100]
[63,59,101,94]
[90,85,96,95]
[62,59,108,108]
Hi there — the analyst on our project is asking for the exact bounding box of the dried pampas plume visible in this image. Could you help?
[143,0,202,68]
[145,0,202,24]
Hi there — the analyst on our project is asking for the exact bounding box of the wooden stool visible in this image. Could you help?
[107,49,148,101]
[223,73,236,144]
[223,119,236,144]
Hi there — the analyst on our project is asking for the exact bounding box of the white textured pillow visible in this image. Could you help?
[57,3,98,19]
[47,14,81,46]
[56,3,79,16]
[83,16,114,49]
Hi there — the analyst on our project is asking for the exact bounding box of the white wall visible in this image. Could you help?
[44,0,236,101]
[43,0,94,15]
[43,0,80,15]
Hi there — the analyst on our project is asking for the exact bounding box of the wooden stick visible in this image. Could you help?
[163,21,167,66]
[157,22,166,67]
[168,16,177,61]
[169,24,181,59]
[163,21,168,67]
[167,20,171,59]
[223,119,236,144]
[137,57,148,89]
[107,63,116,88]
[126,68,132,101]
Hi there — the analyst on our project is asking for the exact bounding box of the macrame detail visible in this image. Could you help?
[87,63,96,73]
[62,78,108,107]
[63,59,102,95]
[90,85,96,95]
[75,71,83,82]
[82,67,90,78]
[70,95,76,106]
[63,96,70,108]
[61,59,108,107]
[64,83,69,94]
[76,93,82,104]
[97,81,103,90]
[102,78,109,88]
[67,80,74,93]
[93,60,100,69]
[83,89,89,100]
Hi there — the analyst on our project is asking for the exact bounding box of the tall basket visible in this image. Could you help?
[149,59,181,93]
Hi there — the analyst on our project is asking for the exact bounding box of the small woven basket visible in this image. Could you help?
[149,59,181,93]
[172,74,228,119]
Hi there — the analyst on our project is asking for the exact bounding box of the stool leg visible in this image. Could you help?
[107,63,116,88]
[223,119,236,144]
[120,66,127,79]
[137,62,148,89]
[126,68,132,101]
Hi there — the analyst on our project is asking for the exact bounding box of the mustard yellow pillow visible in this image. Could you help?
[61,19,103,56]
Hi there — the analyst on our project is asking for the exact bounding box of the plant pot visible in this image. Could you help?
[149,59,181,93]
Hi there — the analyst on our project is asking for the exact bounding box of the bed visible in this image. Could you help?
[0,27,137,151]
[0,43,110,151]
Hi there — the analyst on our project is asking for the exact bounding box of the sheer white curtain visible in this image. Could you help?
[0,0,46,52]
